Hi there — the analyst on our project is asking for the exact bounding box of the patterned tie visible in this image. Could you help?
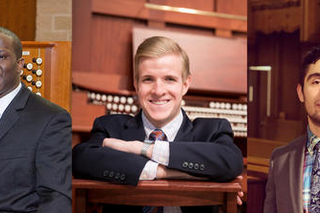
[142,129,166,213]
[310,142,320,213]
[149,129,167,141]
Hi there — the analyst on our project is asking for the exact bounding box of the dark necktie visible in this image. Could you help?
[310,142,320,212]
[142,129,166,213]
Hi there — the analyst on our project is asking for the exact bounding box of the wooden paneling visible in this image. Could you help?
[133,27,247,94]
[247,137,287,213]
[0,0,36,41]
[247,177,267,213]
[301,0,320,42]
[71,91,105,132]
[72,0,94,72]
[73,0,247,95]
[249,6,301,34]
[249,0,320,43]
[91,0,247,32]
[216,0,247,16]
[248,31,306,140]
[164,0,215,11]
[248,137,287,159]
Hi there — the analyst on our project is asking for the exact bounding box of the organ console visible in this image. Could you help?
[21,42,72,112]
[85,90,247,138]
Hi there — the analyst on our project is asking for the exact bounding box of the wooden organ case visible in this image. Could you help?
[21,42,72,111]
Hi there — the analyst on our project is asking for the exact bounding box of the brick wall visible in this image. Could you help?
[36,0,72,41]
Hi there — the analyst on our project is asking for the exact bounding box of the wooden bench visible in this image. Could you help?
[72,178,242,213]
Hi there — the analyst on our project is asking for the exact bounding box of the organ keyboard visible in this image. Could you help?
[86,90,247,138]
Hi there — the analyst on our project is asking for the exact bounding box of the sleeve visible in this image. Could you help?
[72,117,150,186]
[168,118,243,181]
[152,141,170,166]
[36,111,72,213]
[263,152,277,213]
[139,160,159,180]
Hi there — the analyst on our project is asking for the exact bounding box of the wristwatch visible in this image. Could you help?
[141,140,154,157]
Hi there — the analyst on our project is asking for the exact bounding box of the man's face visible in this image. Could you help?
[134,54,191,128]
[0,33,23,99]
[297,59,320,127]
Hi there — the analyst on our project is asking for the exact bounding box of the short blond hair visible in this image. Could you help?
[134,36,190,83]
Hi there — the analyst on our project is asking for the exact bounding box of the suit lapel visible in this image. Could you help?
[174,110,193,141]
[288,135,306,212]
[0,84,30,141]
[121,111,146,141]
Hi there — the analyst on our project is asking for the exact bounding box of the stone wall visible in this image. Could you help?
[36,0,72,41]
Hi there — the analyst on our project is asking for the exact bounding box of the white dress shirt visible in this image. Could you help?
[140,109,183,180]
[140,110,184,213]
[0,82,21,119]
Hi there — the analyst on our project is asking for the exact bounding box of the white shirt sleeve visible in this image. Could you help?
[139,160,159,180]
[152,141,170,166]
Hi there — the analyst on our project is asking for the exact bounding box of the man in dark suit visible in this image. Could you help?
[73,36,243,212]
[0,27,72,212]
[264,46,320,213]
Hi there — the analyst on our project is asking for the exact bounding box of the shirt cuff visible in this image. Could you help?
[139,160,159,180]
[152,141,169,166]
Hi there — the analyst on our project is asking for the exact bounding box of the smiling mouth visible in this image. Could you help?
[150,100,169,105]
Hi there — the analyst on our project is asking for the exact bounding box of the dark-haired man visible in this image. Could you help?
[264,46,320,213]
[0,27,72,212]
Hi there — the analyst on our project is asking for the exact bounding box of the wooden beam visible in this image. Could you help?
[91,0,247,32]
[250,5,301,34]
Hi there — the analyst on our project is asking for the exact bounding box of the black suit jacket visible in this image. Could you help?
[0,84,72,213]
[73,111,243,213]
[73,110,243,184]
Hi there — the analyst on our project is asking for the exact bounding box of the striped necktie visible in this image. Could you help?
[310,142,320,212]
[149,129,167,141]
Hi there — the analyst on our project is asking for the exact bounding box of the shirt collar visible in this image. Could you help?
[142,109,183,142]
[0,82,22,118]
[307,125,320,156]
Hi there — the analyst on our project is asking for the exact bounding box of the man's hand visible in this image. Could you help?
[156,164,208,180]
[102,138,154,158]
[235,175,244,205]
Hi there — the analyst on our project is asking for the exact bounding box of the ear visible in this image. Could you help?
[133,79,138,92]
[16,57,24,73]
[182,75,191,96]
[296,84,305,103]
